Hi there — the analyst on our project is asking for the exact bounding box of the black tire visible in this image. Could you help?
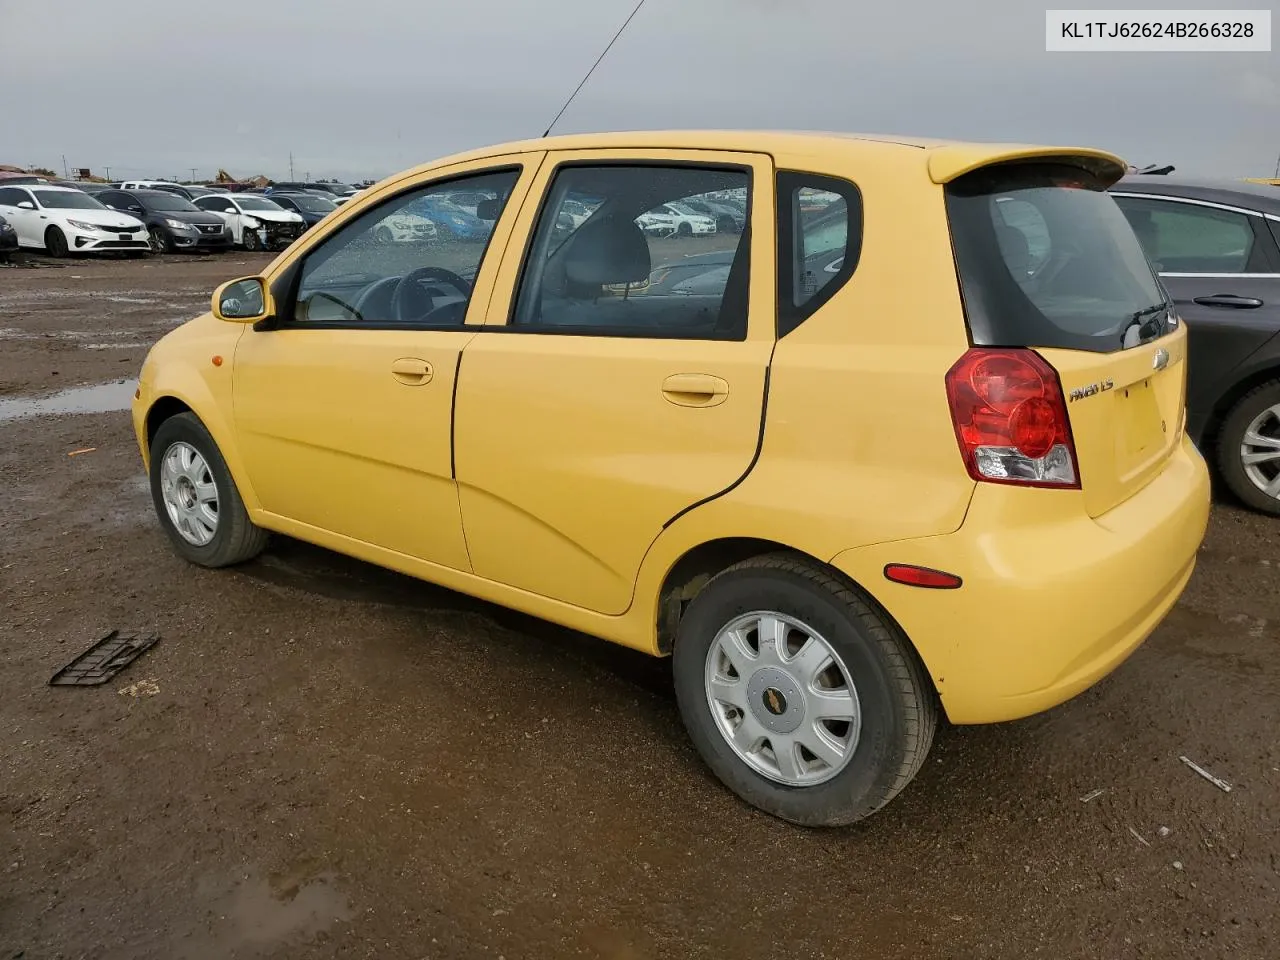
[149,412,269,568]
[374,225,393,244]
[677,221,692,237]
[148,226,172,254]
[241,227,261,252]
[1215,380,1280,516]
[672,553,937,827]
[716,215,738,235]
[44,226,69,258]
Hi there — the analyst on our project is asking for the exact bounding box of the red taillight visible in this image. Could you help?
[883,564,963,589]
[944,348,1080,488]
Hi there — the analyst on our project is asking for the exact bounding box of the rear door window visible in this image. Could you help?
[946,164,1170,354]
[1112,195,1269,274]
[509,164,751,340]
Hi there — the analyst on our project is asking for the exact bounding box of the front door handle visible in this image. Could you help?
[390,357,433,385]
[661,373,729,407]
[1192,294,1264,309]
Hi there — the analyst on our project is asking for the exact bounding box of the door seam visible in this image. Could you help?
[661,342,776,530]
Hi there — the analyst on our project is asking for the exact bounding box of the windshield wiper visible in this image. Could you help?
[1120,302,1170,348]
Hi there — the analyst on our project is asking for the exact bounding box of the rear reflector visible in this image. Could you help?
[883,564,963,589]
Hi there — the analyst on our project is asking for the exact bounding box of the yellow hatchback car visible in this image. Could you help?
[132,131,1210,826]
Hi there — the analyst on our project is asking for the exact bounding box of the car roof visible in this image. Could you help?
[23,185,83,193]
[384,130,1127,188]
[1110,175,1280,216]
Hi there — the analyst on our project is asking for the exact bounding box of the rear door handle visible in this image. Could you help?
[661,373,729,407]
[390,357,433,385]
[1192,294,1264,309]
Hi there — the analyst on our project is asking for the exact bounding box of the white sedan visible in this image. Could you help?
[192,194,306,251]
[635,202,717,238]
[371,211,438,244]
[0,184,148,257]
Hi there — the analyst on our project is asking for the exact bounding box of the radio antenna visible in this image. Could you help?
[542,0,645,138]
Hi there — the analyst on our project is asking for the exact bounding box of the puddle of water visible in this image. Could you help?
[0,379,137,422]
[227,872,353,945]
[179,869,354,957]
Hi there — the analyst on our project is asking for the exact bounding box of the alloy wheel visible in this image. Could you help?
[159,441,219,546]
[704,610,861,787]
[1240,402,1280,500]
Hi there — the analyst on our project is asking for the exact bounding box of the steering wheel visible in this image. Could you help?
[392,266,472,324]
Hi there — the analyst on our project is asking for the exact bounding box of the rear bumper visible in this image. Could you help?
[830,434,1211,724]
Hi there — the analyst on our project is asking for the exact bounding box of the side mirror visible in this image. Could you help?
[476,198,501,221]
[212,276,272,324]
[17,201,35,210]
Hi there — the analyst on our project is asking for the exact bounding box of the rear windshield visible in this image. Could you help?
[946,164,1171,354]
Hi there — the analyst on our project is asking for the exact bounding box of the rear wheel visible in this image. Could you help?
[1216,381,1280,516]
[716,215,738,234]
[672,553,937,826]
[44,226,69,258]
[374,225,393,244]
[149,412,269,567]
[677,221,692,237]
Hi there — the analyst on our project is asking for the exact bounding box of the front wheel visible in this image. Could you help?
[241,227,261,252]
[44,226,69,258]
[672,554,937,827]
[1216,381,1280,516]
[149,412,269,567]
[148,227,172,254]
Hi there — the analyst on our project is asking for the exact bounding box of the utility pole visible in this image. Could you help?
[62,155,69,178]
[1274,150,1279,179]
[104,166,111,180]
[190,167,197,183]
[289,152,294,179]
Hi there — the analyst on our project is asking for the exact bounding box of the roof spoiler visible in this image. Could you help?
[927,144,1128,188]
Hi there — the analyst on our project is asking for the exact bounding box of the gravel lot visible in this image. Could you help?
[1,253,1277,960]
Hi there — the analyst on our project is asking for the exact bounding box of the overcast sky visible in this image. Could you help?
[2,0,1276,182]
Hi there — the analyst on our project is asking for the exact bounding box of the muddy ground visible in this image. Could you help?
[1,253,1277,960]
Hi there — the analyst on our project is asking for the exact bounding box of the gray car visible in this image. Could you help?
[1108,176,1280,515]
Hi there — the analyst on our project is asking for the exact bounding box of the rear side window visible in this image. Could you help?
[1112,196,1268,274]
[946,164,1169,354]
[777,172,862,337]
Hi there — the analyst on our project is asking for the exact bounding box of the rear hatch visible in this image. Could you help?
[946,162,1185,517]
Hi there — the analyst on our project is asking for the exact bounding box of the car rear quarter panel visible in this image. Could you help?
[698,143,977,559]
[1190,328,1280,446]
